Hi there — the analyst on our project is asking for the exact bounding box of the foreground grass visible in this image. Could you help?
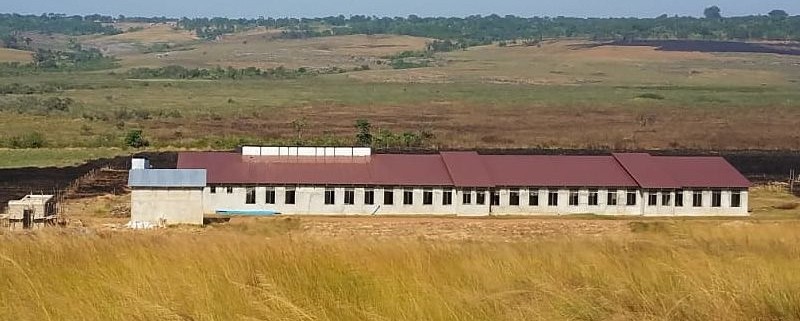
[0,148,130,168]
[1,221,800,320]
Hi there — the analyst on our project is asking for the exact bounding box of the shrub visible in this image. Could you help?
[637,93,666,100]
[124,129,149,148]
[7,132,47,148]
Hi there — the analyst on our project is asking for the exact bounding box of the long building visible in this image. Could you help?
[128,147,751,225]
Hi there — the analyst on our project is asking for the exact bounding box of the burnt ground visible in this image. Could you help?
[0,152,176,212]
[1,149,798,212]
[587,40,800,56]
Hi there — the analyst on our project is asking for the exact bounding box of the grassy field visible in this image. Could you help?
[2,36,800,167]
[1,218,800,320]
[0,148,130,168]
[0,48,33,62]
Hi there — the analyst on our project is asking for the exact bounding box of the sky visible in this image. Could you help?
[4,0,798,18]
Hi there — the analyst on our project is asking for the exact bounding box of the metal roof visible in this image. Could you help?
[175,151,750,189]
[128,169,207,188]
[612,153,680,189]
[481,155,640,187]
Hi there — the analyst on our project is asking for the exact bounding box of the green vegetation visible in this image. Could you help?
[0,148,129,168]
[126,65,315,80]
[176,10,800,45]
[2,221,800,320]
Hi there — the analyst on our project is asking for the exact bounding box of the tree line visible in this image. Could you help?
[174,9,800,43]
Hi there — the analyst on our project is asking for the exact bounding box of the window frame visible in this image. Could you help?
[675,190,684,207]
[443,190,453,205]
[383,189,394,205]
[226,186,234,194]
[711,190,722,207]
[344,189,355,205]
[324,188,336,205]
[403,189,414,205]
[692,191,703,207]
[529,189,539,206]
[265,187,276,204]
[245,187,256,204]
[364,189,375,205]
[648,192,658,206]
[490,191,500,206]
[588,189,598,206]
[210,186,216,194]
[509,189,520,206]
[731,190,741,208]
[284,188,296,205]
[568,190,579,206]
[626,190,637,206]
[548,190,559,206]
[476,191,486,205]
[462,191,472,205]
[607,190,618,206]
[423,189,433,205]
[662,193,671,206]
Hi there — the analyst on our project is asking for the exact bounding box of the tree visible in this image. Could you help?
[124,129,149,148]
[290,117,308,143]
[704,6,722,19]
[768,9,789,19]
[355,119,372,147]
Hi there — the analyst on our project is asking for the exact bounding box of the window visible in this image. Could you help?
[569,190,579,206]
[662,193,672,206]
[712,190,722,207]
[548,191,559,206]
[588,189,598,206]
[490,192,500,206]
[648,192,658,206]
[384,190,394,205]
[423,190,433,205]
[443,191,453,205]
[476,191,486,205]
[210,186,216,194]
[692,191,703,207]
[462,191,472,204]
[529,190,539,206]
[285,188,296,205]
[626,190,637,206]
[403,190,414,205]
[226,187,234,194]
[245,187,256,204]
[325,189,335,205]
[344,189,355,205]
[364,189,375,205]
[265,188,276,204]
[607,190,618,206]
[509,189,520,206]
[675,190,684,207]
[731,191,741,208]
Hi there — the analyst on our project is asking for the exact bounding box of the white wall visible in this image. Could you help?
[198,185,749,217]
[131,188,204,225]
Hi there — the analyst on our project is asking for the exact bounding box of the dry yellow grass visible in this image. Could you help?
[1,220,800,320]
[349,40,797,87]
[118,34,431,69]
[0,48,32,63]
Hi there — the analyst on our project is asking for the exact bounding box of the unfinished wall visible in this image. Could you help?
[131,188,204,225]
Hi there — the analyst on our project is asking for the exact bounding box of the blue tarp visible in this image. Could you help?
[215,209,281,216]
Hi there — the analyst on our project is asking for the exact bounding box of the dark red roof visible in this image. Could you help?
[440,152,494,187]
[612,153,680,188]
[481,155,639,187]
[655,156,752,188]
[176,151,750,189]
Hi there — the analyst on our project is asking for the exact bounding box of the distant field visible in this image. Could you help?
[0,148,130,169]
[116,33,431,69]
[1,39,799,152]
[0,48,32,62]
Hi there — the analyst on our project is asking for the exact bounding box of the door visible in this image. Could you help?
[22,209,32,229]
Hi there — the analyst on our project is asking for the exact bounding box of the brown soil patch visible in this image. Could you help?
[0,48,32,62]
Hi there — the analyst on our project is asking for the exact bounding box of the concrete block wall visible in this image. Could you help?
[131,188,204,225]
